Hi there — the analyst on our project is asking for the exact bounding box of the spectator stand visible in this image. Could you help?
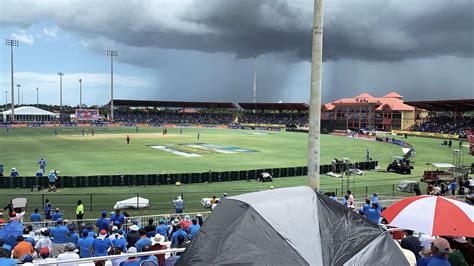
[237,102,309,128]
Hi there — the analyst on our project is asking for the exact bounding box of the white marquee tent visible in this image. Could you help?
[1,106,57,122]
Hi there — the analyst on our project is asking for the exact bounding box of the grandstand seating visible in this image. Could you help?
[411,116,474,137]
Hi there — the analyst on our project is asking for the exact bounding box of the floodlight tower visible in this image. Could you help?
[16,84,21,106]
[107,50,118,121]
[308,0,324,190]
[253,57,257,103]
[79,78,82,108]
[4,91,7,110]
[5,39,18,122]
[58,72,64,114]
[36,87,39,108]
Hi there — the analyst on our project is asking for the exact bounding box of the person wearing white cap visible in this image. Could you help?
[173,196,184,214]
[56,242,79,266]
[150,234,167,266]
[10,168,19,177]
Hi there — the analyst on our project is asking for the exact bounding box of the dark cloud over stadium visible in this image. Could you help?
[1,0,473,103]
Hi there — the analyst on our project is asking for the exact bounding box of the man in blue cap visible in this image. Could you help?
[65,224,79,246]
[50,218,68,256]
[51,208,63,222]
[110,209,125,227]
[96,210,110,232]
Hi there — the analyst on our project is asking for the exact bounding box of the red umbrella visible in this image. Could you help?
[382,195,474,237]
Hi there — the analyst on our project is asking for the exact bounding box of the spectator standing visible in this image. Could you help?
[450,180,457,196]
[188,219,200,240]
[365,203,381,225]
[56,242,80,266]
[170,224,187,248]
[416,238,451,266]
[173,196,184,214]
[76,200,84,221]
[96,210,110,232]
[110,209,125,228]
[77,230,94,258]
[126,225,140,249]
[180,215,192,232]
[12,236,34,259]
[196,214,204,227]
[400,230,422,260]
[156,219,168,241]
[135,229,152,252]
[50,219,68,256]
[371,192,379,204]
[144,218,156,238]
[92,230,112,257]
[51,208,63,222]
[29,208,41,230]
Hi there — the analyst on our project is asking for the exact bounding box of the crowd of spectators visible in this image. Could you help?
[411,116,474,137]
[114,110,234,125]
[239,112,308,125]
[0,200,206,266]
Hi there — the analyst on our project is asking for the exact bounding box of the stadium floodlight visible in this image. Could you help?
[58,72,64,115]
[308,0,324,190]
[4,91,7,110]
[16,84,21,106]
[107,50,118,122]
[6,39,19,122]
[79,78,82,108]
[36,87,39,108]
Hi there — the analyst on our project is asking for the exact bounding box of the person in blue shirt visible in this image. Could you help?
[0,247,16,266]
[188,219,200,240]
[65,224,79,246]
[38,158,47,173]
[22,228,36,247]
[50,219,69,256]
[449,180,457,196]
[111,229,127,253]
[365,203,381,225]
[78,230,94,258]
[35,168,44,177]
[30,208,42,228]
[358,199,371,215]
[10,168,19,177]
[156,219,169,241]
[47,170,57,192]
[92,230,112,257]
[96,210,110,232]
[84,223,96,238]
[371,192,379,204]
[170,224,187,248]
[110,209,125,227]
[135,229,152,252]
[51,208,63,222]
[416,237,451,266]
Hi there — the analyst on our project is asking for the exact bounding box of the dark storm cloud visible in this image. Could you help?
[2,0,472,62]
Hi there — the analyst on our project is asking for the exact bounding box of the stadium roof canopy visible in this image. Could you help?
[404,99,474,112]
[1,106,55,115]
[112,99,237,109]
[238,102,309,110]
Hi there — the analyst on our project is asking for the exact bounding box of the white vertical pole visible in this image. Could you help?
[308,0,324,190]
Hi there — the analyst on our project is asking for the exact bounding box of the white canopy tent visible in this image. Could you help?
[1,106,57,122]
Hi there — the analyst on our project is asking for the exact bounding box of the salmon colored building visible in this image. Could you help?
[322,92,416,130]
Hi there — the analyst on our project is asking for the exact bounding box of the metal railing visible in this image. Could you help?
[21,211,211,231]
[34,248,185,265]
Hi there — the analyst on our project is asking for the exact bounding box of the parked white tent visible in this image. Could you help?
[113,197,150,210]
[1,106,57,122]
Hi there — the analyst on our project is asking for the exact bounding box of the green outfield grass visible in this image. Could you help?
[0,126,472,219]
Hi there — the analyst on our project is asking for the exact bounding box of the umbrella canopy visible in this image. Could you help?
[382,195,474,237]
